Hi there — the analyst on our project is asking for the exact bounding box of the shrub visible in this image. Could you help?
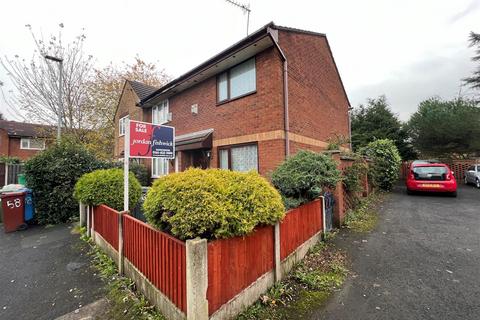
[360,139,401,191]
[25,140,106,224]
[143,168,285,240]
[129,162,150,186]
[271,150,341,209]
[343,161,368,193]
[74,169,142,211]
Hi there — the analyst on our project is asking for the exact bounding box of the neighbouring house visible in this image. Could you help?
[0,120,50,161]
[114,22,351,180]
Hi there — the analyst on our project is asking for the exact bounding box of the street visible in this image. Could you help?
[313,184,480,320]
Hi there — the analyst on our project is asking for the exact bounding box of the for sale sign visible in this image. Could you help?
[129,120,175,159]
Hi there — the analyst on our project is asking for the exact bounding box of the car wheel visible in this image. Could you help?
[476,179,480,189]
[406,188,414,195]
[450,191,457,197]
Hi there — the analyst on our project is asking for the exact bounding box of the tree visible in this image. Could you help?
[406,97,480,158]
[0,24,94,134]
[83,57,170,159]
[464,32,480,94]
[351,96,416,160]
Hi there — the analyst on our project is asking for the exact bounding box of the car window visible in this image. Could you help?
[467,166,475,171]
[477,166,480,172]
[413,166,448,175]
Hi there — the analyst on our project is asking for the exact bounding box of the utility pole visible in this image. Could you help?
[225,0,251,36]
[45,55,63,142]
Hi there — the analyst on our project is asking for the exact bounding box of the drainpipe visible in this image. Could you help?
[270,33,290,157]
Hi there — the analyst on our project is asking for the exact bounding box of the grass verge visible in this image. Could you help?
[78,228,165,320]
[236,237,347,320]
[344,192,384,233]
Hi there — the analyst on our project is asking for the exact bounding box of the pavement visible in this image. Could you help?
[0,223,105,320]
[312,184,480,320]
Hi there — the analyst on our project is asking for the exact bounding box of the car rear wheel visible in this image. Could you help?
[450,191,457,197]
[406,188,414,195]
[476,179,480,189]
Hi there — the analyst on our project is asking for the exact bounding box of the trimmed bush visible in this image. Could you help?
[360,139,401,191]
[25,140,106,224]
[74,169,142,211]
[129,162,150,186]
[143,168,285,240]
[271,150,341,209]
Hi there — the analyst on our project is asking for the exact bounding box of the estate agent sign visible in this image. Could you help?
[124,119,175,211]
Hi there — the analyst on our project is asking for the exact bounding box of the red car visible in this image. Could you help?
[406,162,457,197]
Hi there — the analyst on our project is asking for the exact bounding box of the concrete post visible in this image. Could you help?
[91,206,96,242]
[274,222,281,282]
[186,238,208,320]
[118,211,125,275]
[79,202,86,227]
[86,206,91,237]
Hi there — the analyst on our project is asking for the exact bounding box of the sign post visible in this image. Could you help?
[123,119,175,212]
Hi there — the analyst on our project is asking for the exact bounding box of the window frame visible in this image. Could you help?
[216,57,257,105]
[20,138,45,150]
[151,158,170,178]
[217,142,259,172]
[152,99,169,125]
[119,115,128,137]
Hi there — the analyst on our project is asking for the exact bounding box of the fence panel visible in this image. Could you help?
[93,205,119,250]
[207,225,275,315]
[280,199,322,260]
[122,214,186,313]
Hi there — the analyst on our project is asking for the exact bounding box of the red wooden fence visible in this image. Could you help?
[93,205,119,250]
[123,214,187,313]
[207,225,275,315]
[280,199,322,260]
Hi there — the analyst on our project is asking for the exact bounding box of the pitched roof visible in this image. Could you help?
[127,80,159,100]
[0,120,52,138]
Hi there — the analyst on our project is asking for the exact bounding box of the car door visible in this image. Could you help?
[466,166,475,183]
[476,165,480,182]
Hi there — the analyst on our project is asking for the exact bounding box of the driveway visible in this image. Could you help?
[0,224,105,320]
[313,184,480,320]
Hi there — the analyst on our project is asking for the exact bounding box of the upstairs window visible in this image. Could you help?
[217,58,256,103]
[152,100,169,125]
[20,138,45,150]
[119,116,128,136]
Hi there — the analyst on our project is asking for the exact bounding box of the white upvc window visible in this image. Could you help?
[152,100,169,125]
[217,57,256,103]
[152,158,169,178]
[218,144,258,172]
[20,138,45,150]
[119,115,128,136]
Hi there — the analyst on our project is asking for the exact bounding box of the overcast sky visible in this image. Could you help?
[0,0,478,121]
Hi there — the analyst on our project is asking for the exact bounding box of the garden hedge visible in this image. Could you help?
[74,168,142,211]
[361,139,401,191]
[271,150,341,209]
[143,168,285,240]
[25,141,107,224]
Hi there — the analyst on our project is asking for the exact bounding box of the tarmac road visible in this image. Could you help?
[0,224,104,320]
[313,184,480,320]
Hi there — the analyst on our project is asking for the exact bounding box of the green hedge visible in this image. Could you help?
[271,150,341,209]
[25,140,107,224]
[143,168,285,240]
[74,168,142,211]
[343,160,368,193]
[361,139,401,191]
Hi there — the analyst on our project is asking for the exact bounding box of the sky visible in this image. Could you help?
[0,0,478,121]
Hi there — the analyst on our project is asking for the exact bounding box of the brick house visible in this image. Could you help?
[114,22,351,180]
[0,120,50,161]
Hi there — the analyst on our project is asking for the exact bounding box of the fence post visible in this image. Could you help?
[319,196,326,240]
[91,206,95,242]
[86,206,91,237]
[118,211,125,275]
[79,202,86,227]
[274,222,281,282]
[186,238,208,320]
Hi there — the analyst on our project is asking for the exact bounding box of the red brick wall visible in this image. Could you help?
[8,137,43,160]
[165,47,284,139]
[278,30,350,144]
[0,130,9,157]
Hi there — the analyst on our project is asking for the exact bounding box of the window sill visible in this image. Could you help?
[216,90,257,106]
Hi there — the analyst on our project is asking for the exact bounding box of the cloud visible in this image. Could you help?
[348,48,476,121]
[449,0,480,24]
